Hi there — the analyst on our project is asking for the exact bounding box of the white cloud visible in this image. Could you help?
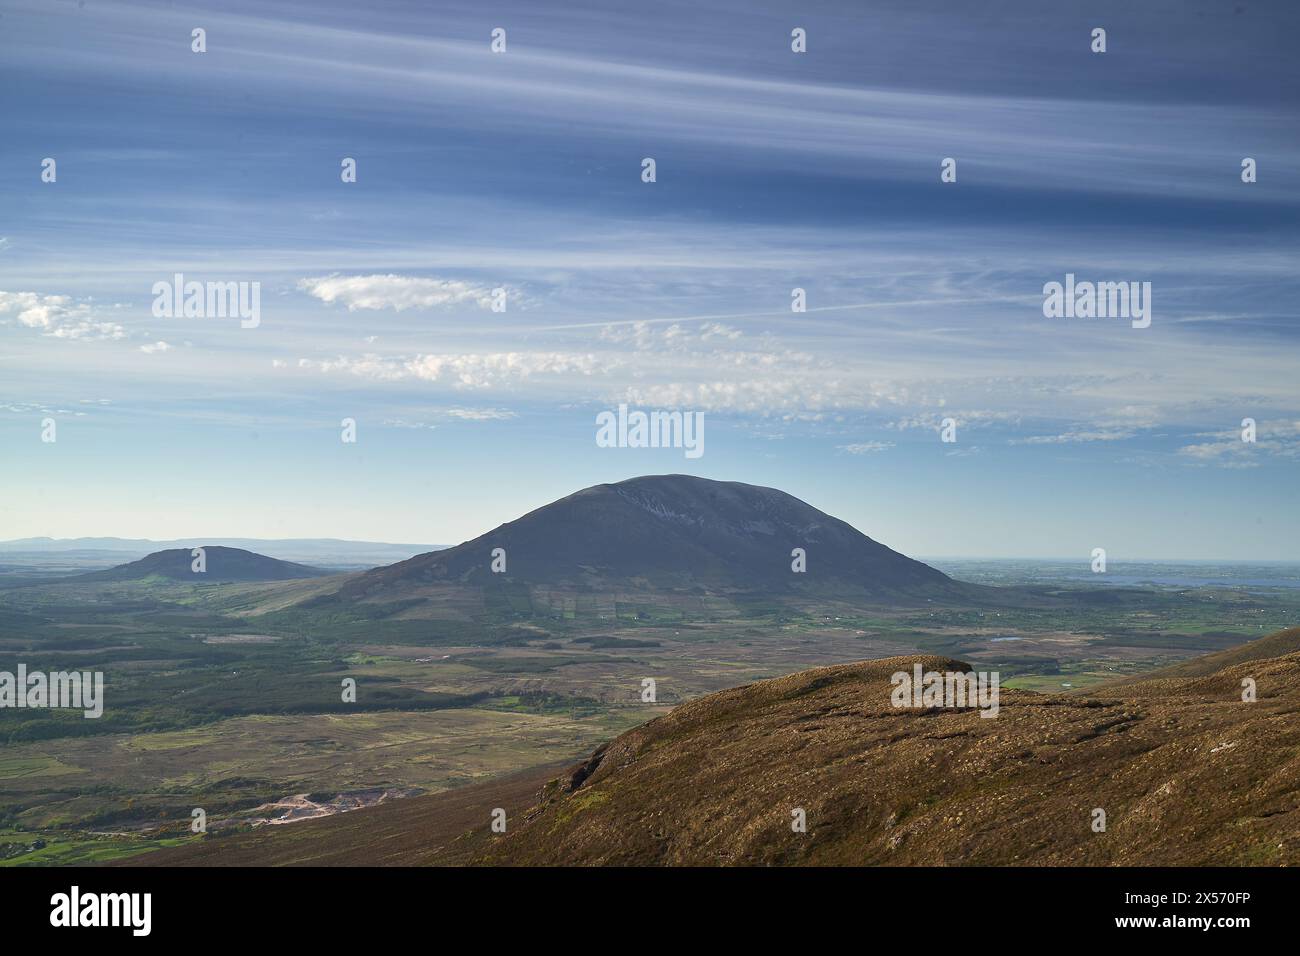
[405,352,601,387]
[1012,428,1140,445]
[888,410,1023,432]
[0,291,85,329]
[1177,440,1260,468]
[442,407,516,421]
[382,407,516,428]
[1177,419,1300,467]
[0,290,126,341]
[600,320,743,351]
[299,351,605,389]
[621,378,875,416]
[1008,407,1162,445]
[297,274,499,312]
[698,322,743,341]
[139,340,172,354]
[600,321,656,350]
[839,441,895,454]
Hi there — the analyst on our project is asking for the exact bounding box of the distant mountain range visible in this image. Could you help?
[73,546,330,583]
[19,475,993,604]
[341,474,972,602]
[0,537,444,570]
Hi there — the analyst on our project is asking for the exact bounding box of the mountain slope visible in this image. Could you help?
[341,474,963,600]
[126,625,1300,867]
[469,644,1299,866]
[76,546,328,583]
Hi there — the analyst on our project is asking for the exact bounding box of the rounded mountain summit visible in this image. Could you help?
[344,475,969,601]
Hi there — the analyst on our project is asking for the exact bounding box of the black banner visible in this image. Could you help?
[0,866,1276,942]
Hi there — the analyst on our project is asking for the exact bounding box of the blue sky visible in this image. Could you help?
[1,0,1298,559]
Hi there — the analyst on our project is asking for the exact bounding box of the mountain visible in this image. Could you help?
[75,546,330,583]
[341,474,965,601]
[122,625,1300,867]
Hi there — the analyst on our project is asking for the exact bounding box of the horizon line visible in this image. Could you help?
[1,537,1297,565]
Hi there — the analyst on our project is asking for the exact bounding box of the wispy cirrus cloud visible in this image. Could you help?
[1178,420,1300,468]
[839,441,895,454]
[442,407,517,421]
[1008,406,1163,445]
[381,407,517,429]
[9,0,1295,205]
[1012,429,1140,445]
[296,351,605,388]
[887,410,1024,432]
[600,321,744,350]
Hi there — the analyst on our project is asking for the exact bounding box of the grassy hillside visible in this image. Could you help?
[120,626,1300,867]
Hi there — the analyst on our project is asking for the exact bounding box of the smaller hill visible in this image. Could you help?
[75,546,328,583]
